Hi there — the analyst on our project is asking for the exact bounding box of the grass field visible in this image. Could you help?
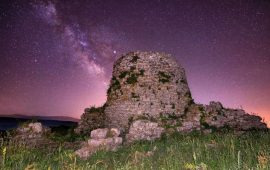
[1,131,270,170]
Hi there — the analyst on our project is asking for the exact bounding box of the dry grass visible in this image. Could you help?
[1,131,270,170]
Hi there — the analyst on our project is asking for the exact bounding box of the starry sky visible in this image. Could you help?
[0,0,269,124]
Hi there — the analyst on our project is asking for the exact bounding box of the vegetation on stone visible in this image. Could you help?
[131,92,139,99]
[118,71,129,79]
[126,73,138,84]
[158,71,171,83]
[75,106,105,135]
[139,69,145,76]
[107,76,121,94]
[130,55,140,63]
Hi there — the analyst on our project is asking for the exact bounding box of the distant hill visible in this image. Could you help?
[1,114,79,122]
[0,115,78,131]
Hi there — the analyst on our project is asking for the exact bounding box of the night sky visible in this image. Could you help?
[0,0,269,124]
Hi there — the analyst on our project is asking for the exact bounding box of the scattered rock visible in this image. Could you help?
[75,128,123,159]
[12,122,51,147]
[126,120,164,143]
[75,146,93,160]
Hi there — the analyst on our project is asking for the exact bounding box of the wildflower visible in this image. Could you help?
[2,147,6,165]
[184,163,196,170]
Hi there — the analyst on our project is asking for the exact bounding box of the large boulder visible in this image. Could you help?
[105,51,193,131]
[90,128,109,139]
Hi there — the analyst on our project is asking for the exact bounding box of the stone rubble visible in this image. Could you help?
[176,101,267,133]
[12,122,51,147]
[203,101,267,131]
[75,128,123,160]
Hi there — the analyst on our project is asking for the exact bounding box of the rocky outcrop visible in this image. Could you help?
[126,120,165,143]
[75,128,122,160]
[202,101,267,131]
[75,106,105,135]
[175,101,267,133]
[105,51,193,131]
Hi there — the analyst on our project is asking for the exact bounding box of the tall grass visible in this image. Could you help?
[0,131,270,170]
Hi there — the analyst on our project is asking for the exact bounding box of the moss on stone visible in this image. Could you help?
[126,73,138,84]
[130,66,136,71]
[131,92,139,99]
[130,55,140,63]
[139,69,145,76]
[75,105,105,135]
[119,71,129,79]
[199,109,217,131]
[158,71,171,83]
[159,113,182,129]
[107,76,121,94]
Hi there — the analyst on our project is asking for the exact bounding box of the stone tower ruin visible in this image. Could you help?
[105,51,193,130]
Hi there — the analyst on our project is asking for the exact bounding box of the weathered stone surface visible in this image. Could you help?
[176,101,267,133]
[28,122,43,133]
[75,106,105,135]
[75,146,93,160]
[90,128,109,139]
[126,120,165,143]
[105,51,193,130]
[110,128,121,137]
[87,138,104,147]
[75,128,123,159]
[177,104,202,133]
[202,101,267,131]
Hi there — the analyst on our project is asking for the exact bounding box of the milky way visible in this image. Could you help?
[0,0,270,124]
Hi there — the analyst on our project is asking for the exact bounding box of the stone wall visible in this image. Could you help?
[104,51,193,131]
